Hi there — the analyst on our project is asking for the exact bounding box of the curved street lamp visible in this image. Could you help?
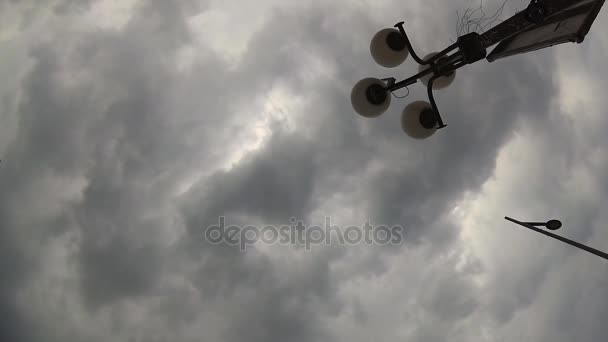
[351,0,606,139]
[504,217,608,261]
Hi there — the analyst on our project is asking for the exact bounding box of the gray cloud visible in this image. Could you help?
[2,0,608,341]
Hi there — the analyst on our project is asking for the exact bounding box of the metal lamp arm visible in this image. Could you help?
[394,22,460,66]
[426,60,466,129]
[505,217,608,261]
[426,77,445,128]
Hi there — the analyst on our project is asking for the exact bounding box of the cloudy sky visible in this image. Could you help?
[1,0,608,341]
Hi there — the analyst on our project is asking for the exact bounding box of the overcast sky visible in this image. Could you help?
[1,0,608,341]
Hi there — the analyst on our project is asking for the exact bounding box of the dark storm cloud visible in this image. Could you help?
[175,130,322,298]
[1,1,346,340]
[52,0,96,14]
[0,25,94,341]
[184,131,317,225]
[2,0,608,341]
[219,252,339,342]
[0,0,216,335]
[3,1,199,312]
[0,207,36,341]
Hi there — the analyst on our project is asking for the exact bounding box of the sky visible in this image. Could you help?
[1,0,608,341]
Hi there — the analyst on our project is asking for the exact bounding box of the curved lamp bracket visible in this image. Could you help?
[377,22,487,129]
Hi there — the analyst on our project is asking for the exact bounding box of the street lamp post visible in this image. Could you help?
[504,217,608,261]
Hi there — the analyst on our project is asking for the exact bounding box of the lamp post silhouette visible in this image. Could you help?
[351,0,606,139]
[504,217,608,261]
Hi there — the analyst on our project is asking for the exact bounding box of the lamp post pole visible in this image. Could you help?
[504,217,608,261]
